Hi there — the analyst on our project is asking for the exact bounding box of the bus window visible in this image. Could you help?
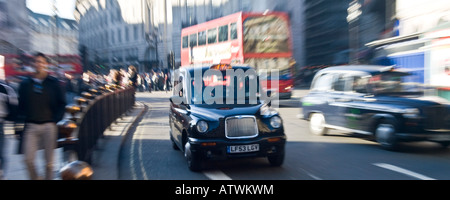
[182,36,188,48]
[189,33,197,47]
[219,25,228,42]
[198,31,207,46]
[230,22,238,40]
[208,28,217,44]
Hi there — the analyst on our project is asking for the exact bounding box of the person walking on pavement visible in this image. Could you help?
[0,81,18,180]
[17,52,66,180]
[128,65,138,89]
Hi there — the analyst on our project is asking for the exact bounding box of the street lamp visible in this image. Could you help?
[347,0,362,64]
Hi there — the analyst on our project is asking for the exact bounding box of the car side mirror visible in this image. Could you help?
[170,95,190,110]
[170,96,182,105]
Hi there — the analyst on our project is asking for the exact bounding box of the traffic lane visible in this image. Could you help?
[279,106,450,180]
[120,93,210,180]
[122,92,450,180]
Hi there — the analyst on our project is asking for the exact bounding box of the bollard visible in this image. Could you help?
[81,91,95,100]
[65,104,82,122]
[57,119,77,139]
[74,96,88,106]
[59,161,93,180]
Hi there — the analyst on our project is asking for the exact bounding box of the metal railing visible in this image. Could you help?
[57,85,136,165]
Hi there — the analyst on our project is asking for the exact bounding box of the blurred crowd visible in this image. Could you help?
[65,66,173,96]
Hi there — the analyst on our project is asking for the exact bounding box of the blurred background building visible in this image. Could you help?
[0,0,79,58]
[169,0,305,71]
[75,0,157,73]
[75,0,305,73]
[0,0,31,54]
[28,9,79,55]
[304,0,351,66]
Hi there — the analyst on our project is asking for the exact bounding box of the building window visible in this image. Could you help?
[111,30,115,44]
[118,28,122,43]
[125,26,129,42]
[134,26,139,40]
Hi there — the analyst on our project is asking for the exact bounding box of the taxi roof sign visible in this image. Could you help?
[210,64,233,71]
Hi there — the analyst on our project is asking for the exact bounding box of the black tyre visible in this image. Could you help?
[309,113,328,136]
[184,142,202,172]
[268,152,285,167]
[375,120,399,151]
[170,134,179,150]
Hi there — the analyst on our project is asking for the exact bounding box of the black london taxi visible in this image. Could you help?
[300,65,450,150]
[169,64,286,171]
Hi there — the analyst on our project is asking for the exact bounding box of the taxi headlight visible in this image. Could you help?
[402,108,420,118]
[270,116,282,129]
[196,120,209,133]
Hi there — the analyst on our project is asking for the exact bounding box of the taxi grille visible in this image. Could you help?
[225,116,258,139]
[423,106,450,130]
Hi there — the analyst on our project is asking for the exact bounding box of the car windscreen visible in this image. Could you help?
[189,68,261,105]
[369,72,425,96]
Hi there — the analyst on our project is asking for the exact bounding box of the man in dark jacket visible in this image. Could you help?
[18,52,66,180]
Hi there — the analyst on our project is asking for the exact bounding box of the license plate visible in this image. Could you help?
[227,144,259,154]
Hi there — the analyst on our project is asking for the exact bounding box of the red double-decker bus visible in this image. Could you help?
[180,11,295,99]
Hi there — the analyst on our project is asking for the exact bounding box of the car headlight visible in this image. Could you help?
[196,120,209,133]
[270,116,282,129]
[402,108,420,118]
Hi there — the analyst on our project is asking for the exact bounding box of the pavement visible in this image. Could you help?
[2,100,147,180]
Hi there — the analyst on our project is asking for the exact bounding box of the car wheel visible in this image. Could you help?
[170,134,179,150]
[268,152,285,167]
[375,121,398,151]
[309,113,328,136]
[184,142,202,172]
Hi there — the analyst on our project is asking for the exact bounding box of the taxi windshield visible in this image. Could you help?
[189,68,261,105]
[369,72,425,96]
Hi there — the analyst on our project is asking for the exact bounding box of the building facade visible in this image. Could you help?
[303,0,352,66]
[28,10,79,56]
[0,0,31,54]
[75,0,158,73]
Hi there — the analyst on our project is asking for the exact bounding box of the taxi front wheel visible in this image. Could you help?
[268,152,285,167]
[309,113,328,136]
[375,120,399,151]
[185,142,202,172]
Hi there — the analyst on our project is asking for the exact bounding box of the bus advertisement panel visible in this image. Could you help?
[181,12,295,99]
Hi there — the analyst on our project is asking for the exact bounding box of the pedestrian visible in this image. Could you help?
[17,52,66,180]
[111,69,122,86]
[128,65,138,88]
[145,73,151,93]
[0,81,18,180]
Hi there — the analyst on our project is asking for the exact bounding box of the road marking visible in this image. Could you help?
[306,172,322,180]
[373,163,436,180]
[137,127,149,180]
[129,103,151,180]
[203,170,233,180]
